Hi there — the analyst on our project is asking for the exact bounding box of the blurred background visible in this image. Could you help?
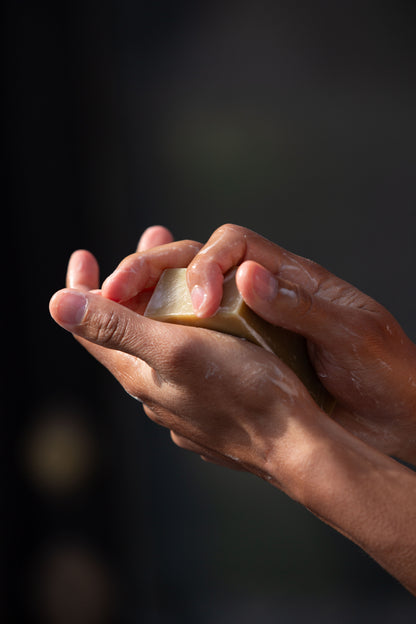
[5,0,416,622]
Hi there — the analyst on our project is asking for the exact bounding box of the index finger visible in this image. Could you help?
[102,239,202,303]
[186,224,329,317]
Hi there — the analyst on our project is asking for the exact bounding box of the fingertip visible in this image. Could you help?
[49,289,65,319]
[187,262,223,317]
[235,260,254,286]
[68,248,96,263]
[67,249,99,290]
[190,285,210,317]
[101,264,140,302]
[236,261,277,302]
[67,249,98,273]
[239,262,278,301]
[49,289,88,329]
[189,284,222,318]
[101,275,123,302]
[137,225,174,251]
[235,261,257,302]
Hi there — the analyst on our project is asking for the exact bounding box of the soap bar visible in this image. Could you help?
[144,268,335,414]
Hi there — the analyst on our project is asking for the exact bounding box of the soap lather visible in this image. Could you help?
[144,268,335,414]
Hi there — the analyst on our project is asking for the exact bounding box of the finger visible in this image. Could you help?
[101,240,202,302]
[136,225,174,252]
[66,251,130,381]
[142,404,188,432]
[236,260,369,349]
[66,249,100,291]
[199,454,246,471]
[170,431,211,454]
[186,224,330,318]
[49,288,173,370]
[143,408,246,471]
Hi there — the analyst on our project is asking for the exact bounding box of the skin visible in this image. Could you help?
[49,224,416,595]
[103,224,416,465]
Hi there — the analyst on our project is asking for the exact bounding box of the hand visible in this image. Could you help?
[57,224,200,400]
[100,227,201,314]
[49,226,416,595]
[106,224,416,463]
[50,245,330,486]
[182,224,416,463]
[59,226,241,469]
[52,225,329,474]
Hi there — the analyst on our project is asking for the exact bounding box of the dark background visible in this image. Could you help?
[6,1,416,622]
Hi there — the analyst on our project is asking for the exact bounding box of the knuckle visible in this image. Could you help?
[161,334,202,380]
[182,239,203,252]
[362,311,400,348]
[216,223,244,236]
[294,285,313,317]
[338,308,399,360]
[167,340,195,374]
[94,310,130,347]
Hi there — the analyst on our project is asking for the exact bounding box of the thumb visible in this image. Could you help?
[236,261,356,348]
[49,288,165,369]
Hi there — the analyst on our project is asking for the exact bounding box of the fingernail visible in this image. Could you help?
[253,267,277,300]
[191,285,208,315]
[57,291,87,326]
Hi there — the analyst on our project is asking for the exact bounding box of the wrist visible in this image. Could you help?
[268,418,416,594]
[261,405,336,502]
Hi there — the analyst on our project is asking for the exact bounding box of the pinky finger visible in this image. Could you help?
[142,406,246,472]
[170,431,246,472]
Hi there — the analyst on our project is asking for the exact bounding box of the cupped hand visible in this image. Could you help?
[49,225,416,595]
[50,251,331,488]
[56,225,250,469]
[180,224,416,464]
[56,225,320,474]
[61,226,239,469]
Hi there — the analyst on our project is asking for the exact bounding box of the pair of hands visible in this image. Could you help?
[50,224,416,483]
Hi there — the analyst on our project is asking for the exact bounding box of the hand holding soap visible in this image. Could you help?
[144,268,335,414]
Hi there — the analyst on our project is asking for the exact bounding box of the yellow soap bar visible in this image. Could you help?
[144,268,335,414]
